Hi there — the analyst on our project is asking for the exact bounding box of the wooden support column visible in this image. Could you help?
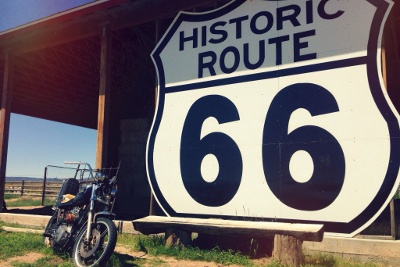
[96,24,111,169]
[149,19,161,216]
[381,32,397,240]
[0,52,13,212]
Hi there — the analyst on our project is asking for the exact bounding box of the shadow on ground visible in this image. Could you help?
[2,205,137,221]
[3,206,53,216]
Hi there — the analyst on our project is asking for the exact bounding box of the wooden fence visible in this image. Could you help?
[4,164,98,205]
[5,180,63,204]
[5,180,63,197]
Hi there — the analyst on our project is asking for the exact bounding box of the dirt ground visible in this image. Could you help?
[114,246,272,267]
[1,206,271,266]
[0,246,272,267]
[0,252,43,267]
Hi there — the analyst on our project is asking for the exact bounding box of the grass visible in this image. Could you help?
[4,194,55,207]
[0,220,384,267]
[302,253,364,267]
[4,194,20,200]
[136,234,253,266]
[0,223,45,259]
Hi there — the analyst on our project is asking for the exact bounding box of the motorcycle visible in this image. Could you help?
[43,162,119,267]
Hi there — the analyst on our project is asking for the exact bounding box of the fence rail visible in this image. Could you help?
[5,180,63,199]
[5,164,103,205]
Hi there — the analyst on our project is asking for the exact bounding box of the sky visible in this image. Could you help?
[1,0,98,177]
[0,0,95,32]
[7,114,97,177]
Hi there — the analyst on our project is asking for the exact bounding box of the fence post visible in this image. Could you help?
[20,180,24,196]
[41,167,47,206]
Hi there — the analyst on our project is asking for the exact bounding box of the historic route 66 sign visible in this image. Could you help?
[146,0,400,237]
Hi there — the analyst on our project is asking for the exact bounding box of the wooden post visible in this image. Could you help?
[20,180,25,196]
[41,166,47,206]
[165,228,192,248]
[381,31,396,240]
[96,24,111,169]
[273,235,303,267]
[0,52,13,212]
[391,199,396,239]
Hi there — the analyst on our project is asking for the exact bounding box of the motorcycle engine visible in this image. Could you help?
[53,207,81,247]
[54,224,72,246]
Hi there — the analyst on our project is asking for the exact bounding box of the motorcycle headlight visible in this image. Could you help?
[95,172,106,181]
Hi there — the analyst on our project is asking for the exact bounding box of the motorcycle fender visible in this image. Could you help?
[93,211,116,222]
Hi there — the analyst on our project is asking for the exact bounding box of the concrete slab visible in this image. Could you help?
[304,236,400,266]
[2,226,44,234]
[0,213,51,228]
[0,213,138,234]
[115,219,139,234]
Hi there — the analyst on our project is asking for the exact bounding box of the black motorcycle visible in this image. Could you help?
[43,163,119,267]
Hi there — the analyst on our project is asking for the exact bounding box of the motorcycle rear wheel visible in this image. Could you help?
[72,217,117,267]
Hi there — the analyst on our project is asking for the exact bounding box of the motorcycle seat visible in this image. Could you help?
[58,192,80,208]
[61,194,76,203]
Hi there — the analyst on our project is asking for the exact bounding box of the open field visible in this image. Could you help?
[4,194,55,207]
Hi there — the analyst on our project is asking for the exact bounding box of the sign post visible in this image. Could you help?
[147,0,400,237]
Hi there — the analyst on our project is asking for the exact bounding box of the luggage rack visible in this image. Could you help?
[42,162,120,205]
[63,161,120,183]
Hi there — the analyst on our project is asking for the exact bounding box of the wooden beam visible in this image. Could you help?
[133,216,324,242]
[149,19,161,217]
[0,52,13,212]
[382,22,397,240]
[96,25,111,169]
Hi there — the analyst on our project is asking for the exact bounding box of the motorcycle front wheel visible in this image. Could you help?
[72,217,117,267]
[43,212,58,247]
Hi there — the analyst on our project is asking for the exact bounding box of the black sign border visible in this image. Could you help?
[147,0,400,236]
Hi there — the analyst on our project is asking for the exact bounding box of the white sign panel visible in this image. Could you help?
[147,0,400,237]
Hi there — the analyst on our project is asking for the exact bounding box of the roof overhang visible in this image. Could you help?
[0,0,219,128]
